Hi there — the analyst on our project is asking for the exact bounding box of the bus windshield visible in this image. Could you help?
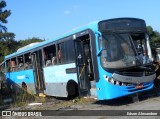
[100,33,150,69]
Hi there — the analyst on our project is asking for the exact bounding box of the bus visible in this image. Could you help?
[4,18,156,100]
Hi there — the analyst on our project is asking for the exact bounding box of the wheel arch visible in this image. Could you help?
[66,79,79,97]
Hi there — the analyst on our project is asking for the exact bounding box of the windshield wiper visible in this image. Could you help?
[137,65,153,72]
[135,55,143,65]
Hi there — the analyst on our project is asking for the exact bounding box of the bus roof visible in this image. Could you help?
[5,21,99,59]
[5,17,146,60]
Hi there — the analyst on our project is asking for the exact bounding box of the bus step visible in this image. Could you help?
[90,88,97,97]
[39,93,46,97]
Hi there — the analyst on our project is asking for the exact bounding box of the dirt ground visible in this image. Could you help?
[1,87,160,119]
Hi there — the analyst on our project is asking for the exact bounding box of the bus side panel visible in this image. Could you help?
[43,63,78,97]
[6,69,36,94]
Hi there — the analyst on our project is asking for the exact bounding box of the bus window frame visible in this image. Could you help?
[43,43,57,67]
[10,57,17,72]
[17,55,25,71]
[24,52,32,70]
[57,40,75,65]
[6,59,11,72]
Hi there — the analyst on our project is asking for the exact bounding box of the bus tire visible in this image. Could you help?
[67,80,78,97]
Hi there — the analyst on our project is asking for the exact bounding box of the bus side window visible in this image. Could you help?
[57,43,64,64]
[10,57,18,72]
[10,61,15,72]
[6,60,14,72]
[24,53,32,70]
[58,48,61,63]
[43,44,57,66]
[65,40,75,63]
[18,55,24,70]
[57,41,75,64]
[6,60,11,72]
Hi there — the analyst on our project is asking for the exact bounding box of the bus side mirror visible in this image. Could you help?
[95,31,103,56]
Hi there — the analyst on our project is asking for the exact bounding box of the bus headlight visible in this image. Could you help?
[116,81,120,85]
[110,78,114,84]
[104,75,115,84]
[103,75,131,86]
[104,76,112,82]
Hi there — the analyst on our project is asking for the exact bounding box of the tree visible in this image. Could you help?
[0,32,15,41]
[0,0,15,41]
[147,26,153,36]
[18,37,44,49]
[0,0,11,32]
[147,26,160,47]
[0,0,17,62]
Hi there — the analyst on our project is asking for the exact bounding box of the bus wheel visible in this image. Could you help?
[67,80,78,98]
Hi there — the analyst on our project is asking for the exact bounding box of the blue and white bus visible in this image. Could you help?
[4,18,156,100]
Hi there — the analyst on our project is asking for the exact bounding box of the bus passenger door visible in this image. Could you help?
[32,50,45,94]
[74,38,93,96]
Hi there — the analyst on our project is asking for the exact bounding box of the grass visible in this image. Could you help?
[29,96,96,110]
[42,97,95,110]
[10,89,47,108]
[1,85,96,110]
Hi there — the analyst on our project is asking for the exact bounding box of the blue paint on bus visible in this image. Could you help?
[96,72,154,100]
[6,69,35,84]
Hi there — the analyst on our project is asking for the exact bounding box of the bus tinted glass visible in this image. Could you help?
[99,18,146,32]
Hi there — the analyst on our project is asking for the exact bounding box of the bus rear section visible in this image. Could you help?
[5,52,45,95]
[96,18,156,100]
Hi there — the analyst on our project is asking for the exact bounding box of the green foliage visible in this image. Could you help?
[147,26,160,47]
[0,0,16,62]
[0,32,15,41]
[18,37,44,49]
[0,0,11,32]
[147,26,153,36]
[0,37,43,62]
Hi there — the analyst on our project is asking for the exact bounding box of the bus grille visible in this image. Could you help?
[126,82,152,92]
[116,71,155,77]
